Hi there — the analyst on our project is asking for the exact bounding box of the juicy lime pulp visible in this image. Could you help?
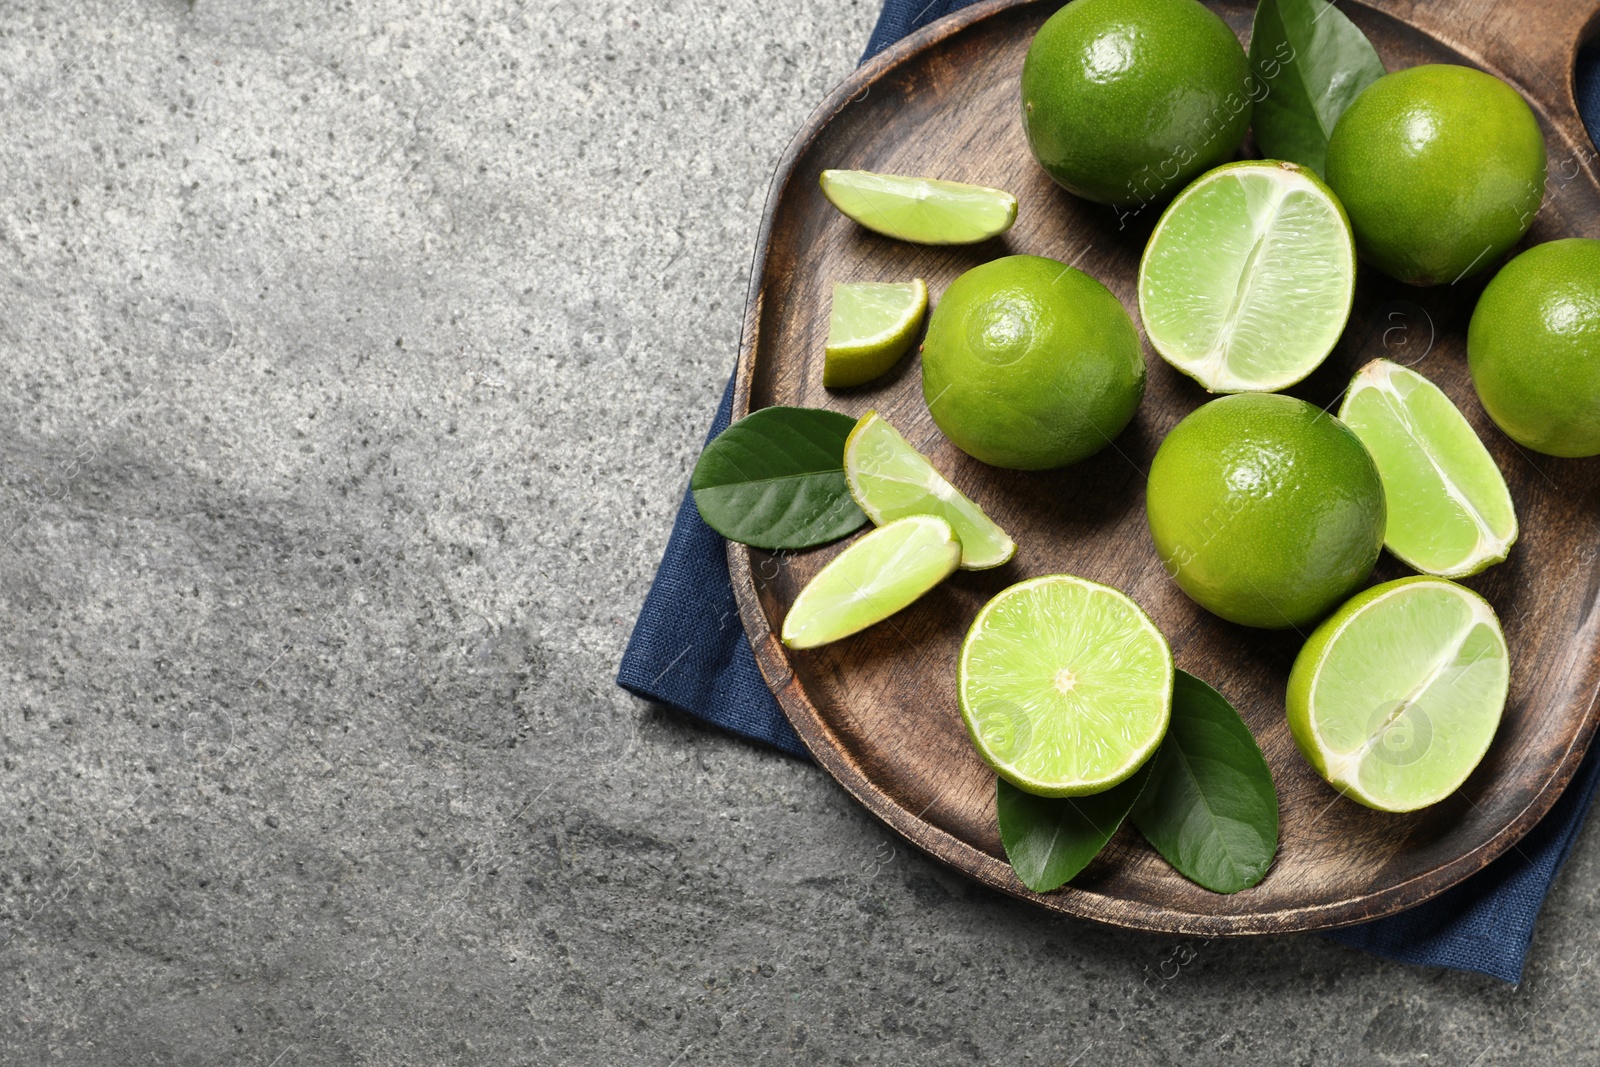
[824,279,928,388]
[781,514,961,650]
[1340,359,1517,578]
[1138,161,1356,393]
[844,411,1016,570]
[1286,577,1508,812]
[960,575,1173,796]
[819,170,1018,245]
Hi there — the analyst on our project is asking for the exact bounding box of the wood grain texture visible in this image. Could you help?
[728,0,1600,934]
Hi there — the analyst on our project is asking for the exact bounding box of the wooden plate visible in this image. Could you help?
[729,0,1600,934]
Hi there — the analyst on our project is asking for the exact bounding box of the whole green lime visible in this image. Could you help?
[921,255,1144,470]
[1146,394,1386,629]
[1469,238,1600,457]
[1020,0,1251,206]
[1324,64,1546,286]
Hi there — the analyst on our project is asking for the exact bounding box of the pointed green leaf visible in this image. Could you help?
[997,761,1153,893]
[1249,0,1387,175]
[1131,671,1279,894]
[691,406,868,550]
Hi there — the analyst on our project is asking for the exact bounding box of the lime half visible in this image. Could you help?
[960,575,1173,797]
[844,411,1015,570]
[1138,161,1356,393]
[824,280,928,388]
[1287,577,1508,812]
[781,514,960,650]
[820,169,1018,245]
[1340,359,1517,578]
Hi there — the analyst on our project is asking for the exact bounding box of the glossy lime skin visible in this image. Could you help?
[1324,64,1546,286]
[1020,0,1251,206]
[921,255,1145,470]
[1469,238,1600,457]
[1146,394,1386,629]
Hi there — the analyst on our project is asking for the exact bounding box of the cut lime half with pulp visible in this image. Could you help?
[960,575,1173,797]
[825,280,928,388]
[844,410,1016,569]
[1138,161,1356,393]
[820,169,1018,245]
[1287,577,1509,813]
[781,514,961,650]
[1340,359,1518,578]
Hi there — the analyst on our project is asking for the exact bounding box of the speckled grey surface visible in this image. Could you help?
[0,1,1595,1063]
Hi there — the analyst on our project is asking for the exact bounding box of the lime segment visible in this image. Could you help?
[1340,359,1517,578]
[1138,161,1356,393]
[781,514,961,650]
[960,575,1173,797]
[819,169,1018,245]
[824,280,928,388]
[843,411,1016,570]
[1287,577,1508,812]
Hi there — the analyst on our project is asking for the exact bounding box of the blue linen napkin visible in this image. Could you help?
[619,3,1600,984]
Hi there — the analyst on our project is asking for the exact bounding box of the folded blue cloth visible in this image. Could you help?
[620,3,1600,984]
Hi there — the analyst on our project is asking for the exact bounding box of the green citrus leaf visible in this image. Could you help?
[1249,0,1386,175]
[1131,671,1279,894]
[997,761,1153,894]
[691,406,867,550]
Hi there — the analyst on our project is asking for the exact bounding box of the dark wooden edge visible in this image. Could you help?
[725,0,1600,936]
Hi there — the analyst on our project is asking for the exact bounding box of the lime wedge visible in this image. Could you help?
[960,575,1173,797]
[824,280,928,388]
[1340,359,1518,578]
[819,169,1018,245]
[1138,161,1356,393]
[1287,577,1508,813]
[781,514,961,650]
[843,411,1016,570]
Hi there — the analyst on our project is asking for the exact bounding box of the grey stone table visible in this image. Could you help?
[0,1,1594,1063]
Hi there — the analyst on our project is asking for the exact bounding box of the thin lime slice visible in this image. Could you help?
[824,280,928,388]
[844,410,1016,570]
[1340,359,1518,578]
[1138,160,1356,393]
[819,169,1018,245]
[781,514,960,650]
[1287,577,1508,813]
[960,575,1173,797]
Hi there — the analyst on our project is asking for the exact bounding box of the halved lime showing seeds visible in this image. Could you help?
[825,280,928,388]
[820,169,1018,245]
[843,410,1016,570]
[960,575,1173,797]
[781,514,961,650]
[1287,577,1509,813]
[1138,161,1356,393]
[1339,359,1517,578]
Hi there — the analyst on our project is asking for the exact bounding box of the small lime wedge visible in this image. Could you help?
[844,410,1016,570]
[824,280,928,388]
[1287,577,1508,813]
[1340,359,1518,578]
[819,169,1018,245]
[781,514,960,650]
[1138,161,1356,393]
[960,575,1172,797]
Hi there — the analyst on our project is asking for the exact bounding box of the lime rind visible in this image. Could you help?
[1287,577,1508,813]
[819,169,1019,246]
[781,514,960,650]
[1138,161,1356,394]
[824,280,928,388]
[843,411,1016,570]
[959,575,1173,797]
[1340,359,1517,579]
